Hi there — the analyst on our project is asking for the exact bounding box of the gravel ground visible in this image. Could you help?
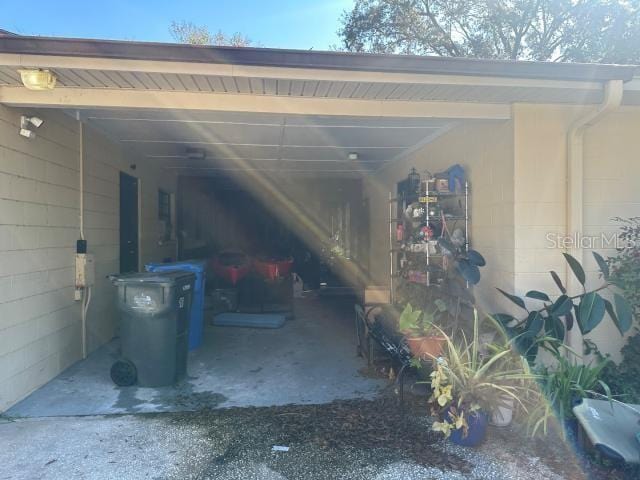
[169,397,579,480]
[2,396,637,480]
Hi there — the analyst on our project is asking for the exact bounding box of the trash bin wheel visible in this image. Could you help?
[111,359,137,386]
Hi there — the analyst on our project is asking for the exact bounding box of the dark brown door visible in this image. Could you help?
[120,172,139,273]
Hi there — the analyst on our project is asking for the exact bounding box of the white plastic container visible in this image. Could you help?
[491,396,514,427]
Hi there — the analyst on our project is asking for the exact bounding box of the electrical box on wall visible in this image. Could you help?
[75,254,95,288]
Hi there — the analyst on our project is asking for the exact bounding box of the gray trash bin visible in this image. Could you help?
[110,271,195,387]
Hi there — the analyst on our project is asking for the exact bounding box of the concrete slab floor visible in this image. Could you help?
[6,297,385,418]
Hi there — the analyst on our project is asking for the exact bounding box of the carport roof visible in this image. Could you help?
[1,33,639,177]
[0,34,636,82]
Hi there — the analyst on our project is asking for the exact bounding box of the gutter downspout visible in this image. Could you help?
[566,79,623,353]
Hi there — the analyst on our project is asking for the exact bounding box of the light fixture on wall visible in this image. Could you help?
[19,115,44,139]
[348,152,359,161]
[186,147,206,160]
[17,69,57,91]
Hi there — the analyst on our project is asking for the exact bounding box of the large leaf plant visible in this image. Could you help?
[494,252,634,364]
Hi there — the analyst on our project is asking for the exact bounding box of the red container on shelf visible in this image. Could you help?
[254,256,294,281]
[211,251,251,286]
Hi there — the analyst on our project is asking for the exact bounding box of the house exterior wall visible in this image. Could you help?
[582,108,640,359]
[0,105,176,411]
[368,104,640,361]
[366,119,515,313]
[511,104,640,360]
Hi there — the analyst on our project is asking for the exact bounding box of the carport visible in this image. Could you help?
[0,34,636,415]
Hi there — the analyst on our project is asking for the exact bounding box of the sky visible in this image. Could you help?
[1,0,353,50]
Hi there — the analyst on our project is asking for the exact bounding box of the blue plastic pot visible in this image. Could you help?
[448,410,489,447]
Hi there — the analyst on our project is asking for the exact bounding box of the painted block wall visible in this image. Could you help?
[366,119,515,313]
[0,105,176,411]
[582,108,640,359]
[510,104,640,360]
[367,104,640,361]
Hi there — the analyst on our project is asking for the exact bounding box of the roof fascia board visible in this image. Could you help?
[0,35,635,82]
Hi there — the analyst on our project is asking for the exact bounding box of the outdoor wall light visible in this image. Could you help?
[186,147,206,160]
[348,152,359,160]
[17,68,57,91]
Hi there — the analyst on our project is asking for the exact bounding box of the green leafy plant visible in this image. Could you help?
[398,301,447,337]
[599,328,640,403]
[427,310,538,438]
[437,237,486,285]
[494,252,634,364]
[608,217,640,318]
[528,355,611,436]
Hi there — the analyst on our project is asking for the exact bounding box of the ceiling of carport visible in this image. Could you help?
[79,109,456,176]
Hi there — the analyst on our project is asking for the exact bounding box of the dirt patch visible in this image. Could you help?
[134,393,639,479]
[163,396,470,479]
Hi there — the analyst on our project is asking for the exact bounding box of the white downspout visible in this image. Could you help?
[566,79,623,353]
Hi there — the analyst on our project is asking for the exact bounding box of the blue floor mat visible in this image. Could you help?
[213,312,287,329]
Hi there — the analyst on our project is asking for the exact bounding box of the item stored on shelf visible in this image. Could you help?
[407,270,428,284]
[435,178,449,192]
[389,166,471,299]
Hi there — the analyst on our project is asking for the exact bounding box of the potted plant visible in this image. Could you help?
[527,353,612,439]
[398,301,447,359]
[427,310,537,446]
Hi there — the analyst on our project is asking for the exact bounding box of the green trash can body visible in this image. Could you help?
[111,271,195,387]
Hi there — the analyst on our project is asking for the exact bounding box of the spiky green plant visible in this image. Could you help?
[427,310,540,437]
[527,355,611,437]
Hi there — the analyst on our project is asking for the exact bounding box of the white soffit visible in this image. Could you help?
[80,108,460,176]
[0,64,607,105]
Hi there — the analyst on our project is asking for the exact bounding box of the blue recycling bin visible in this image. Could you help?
[145,260,206,350]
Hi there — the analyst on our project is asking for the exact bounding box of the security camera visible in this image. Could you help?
[20,115,44,129]
[30,116,44,128]
[19,128,35,139]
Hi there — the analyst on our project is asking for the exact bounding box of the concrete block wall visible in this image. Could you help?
[582,108,640,359]
[367,119,516,313]
[0,105,176,411]
[509,104,640,359]
[510,104,583,297]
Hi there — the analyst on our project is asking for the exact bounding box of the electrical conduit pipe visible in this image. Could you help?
[78,115,91,359]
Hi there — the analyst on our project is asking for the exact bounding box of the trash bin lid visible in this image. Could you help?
[145,259,206,273]
[110,271,195,286]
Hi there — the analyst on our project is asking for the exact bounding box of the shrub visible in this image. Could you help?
[608,217,640,318]
[600,329,640,403]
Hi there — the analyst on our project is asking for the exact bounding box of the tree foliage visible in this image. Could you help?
[169,21,253,47]
[608,217,640,316]
[339,0,640,63]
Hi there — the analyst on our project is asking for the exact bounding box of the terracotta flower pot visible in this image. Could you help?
[406,335,446,359]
